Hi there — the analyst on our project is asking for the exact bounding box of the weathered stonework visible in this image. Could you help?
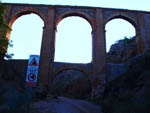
[3,3,150,99]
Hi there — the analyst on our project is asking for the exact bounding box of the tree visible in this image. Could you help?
[0,2,12,60]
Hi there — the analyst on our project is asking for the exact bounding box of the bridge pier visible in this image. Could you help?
[38,7,55,87]
[92,9,106,99]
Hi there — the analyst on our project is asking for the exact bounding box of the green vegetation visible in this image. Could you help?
[116,36,135,44]
[0,2,12,60]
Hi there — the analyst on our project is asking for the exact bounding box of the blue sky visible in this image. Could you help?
[2,0,149,63]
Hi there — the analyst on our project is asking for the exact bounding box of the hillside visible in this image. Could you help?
[101,37,150,113]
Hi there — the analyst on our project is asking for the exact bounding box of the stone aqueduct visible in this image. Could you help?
[3,3,150,98]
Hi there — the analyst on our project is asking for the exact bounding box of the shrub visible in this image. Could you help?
[0,3,12,60]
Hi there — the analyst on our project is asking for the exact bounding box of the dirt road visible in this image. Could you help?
[30,96,103,113]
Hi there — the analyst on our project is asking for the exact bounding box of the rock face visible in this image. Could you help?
[107,36,137,63]
[0,79,28,113]
[103,52,150,113]
[0,60,28,113]
[106,63,128,82]
[52,70,92,99]
[0,60,48,113]
[101,36,150,113]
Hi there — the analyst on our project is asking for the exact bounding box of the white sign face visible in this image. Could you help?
[26,55,40,87]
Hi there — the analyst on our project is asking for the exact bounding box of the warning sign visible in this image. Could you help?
[29,58,38,66]
[28,55,39,66]
[26,55,40,87]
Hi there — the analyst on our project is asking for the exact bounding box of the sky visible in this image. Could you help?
[2,0,150,63]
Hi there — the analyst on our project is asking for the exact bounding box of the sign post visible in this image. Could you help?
[25,55,40,112]
[26,55,40,87]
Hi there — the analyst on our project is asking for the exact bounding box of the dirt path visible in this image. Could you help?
[30,96,103,113]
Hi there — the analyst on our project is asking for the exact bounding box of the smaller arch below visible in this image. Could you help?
[52,69,92,98]
[56,11,94,30]
[9,8,46,28]
[53,62,92,78]
[54,67,90,79]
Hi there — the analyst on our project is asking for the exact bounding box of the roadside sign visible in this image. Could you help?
[28,55,39,66]
[26,55,40,87]
[27,73,37,81]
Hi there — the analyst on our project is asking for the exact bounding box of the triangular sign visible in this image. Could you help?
[29,57,38,66]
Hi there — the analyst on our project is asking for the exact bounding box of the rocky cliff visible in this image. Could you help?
[102,37,150,113]
[107,36,137,63]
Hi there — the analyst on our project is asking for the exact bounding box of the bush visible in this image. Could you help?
[0,3,12,60]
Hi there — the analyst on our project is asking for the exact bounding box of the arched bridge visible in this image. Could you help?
[3,3,150,98]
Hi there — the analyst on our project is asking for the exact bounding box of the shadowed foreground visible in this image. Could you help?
[30,96,103,113]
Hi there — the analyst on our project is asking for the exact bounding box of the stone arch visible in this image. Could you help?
[54,68,90,79]
[104,14,140,53]
[104,14,138,30]
[55,13,93,63]
[6,9,45,59]
[8,8,46,28]
[52,69,92,98]
[56,11,94,30]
